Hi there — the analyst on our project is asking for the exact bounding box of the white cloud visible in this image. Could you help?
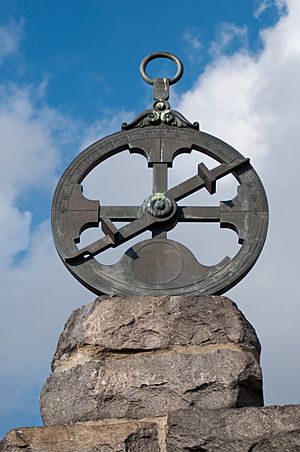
[0,80,83,274]
[0,85,59,196]
[0,192,31,266]
[0,20,23,63]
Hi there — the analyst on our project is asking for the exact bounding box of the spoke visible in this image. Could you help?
[166,174,202,202]
[166,158,249,202]
[100,206,140,221]
[65,235,112,263]
[178,206,220,222]
[65,214,156,263]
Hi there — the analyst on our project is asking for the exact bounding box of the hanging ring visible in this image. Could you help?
[140,52,184,86]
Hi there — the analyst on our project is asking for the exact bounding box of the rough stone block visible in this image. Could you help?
[0,418,163,452]
[41,346,262,425]
[166,405,300,451]
[40,295,263,425]
[52,295,260,360]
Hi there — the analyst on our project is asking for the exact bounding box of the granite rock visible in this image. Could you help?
[166,405,300,451]
[0,418,163,452]
[41,346,262,425]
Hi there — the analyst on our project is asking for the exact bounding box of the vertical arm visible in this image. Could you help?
[153,163,168,193]
[152,163,168,238]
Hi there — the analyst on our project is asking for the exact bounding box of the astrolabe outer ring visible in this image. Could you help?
[51,126,268,296]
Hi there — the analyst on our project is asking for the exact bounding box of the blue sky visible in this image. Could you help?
[0,0,282,118]
[1,0,300,438]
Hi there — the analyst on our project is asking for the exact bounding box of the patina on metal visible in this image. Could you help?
[51,52,268,296]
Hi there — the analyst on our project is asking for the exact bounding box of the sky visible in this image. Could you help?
[0,0,299,438]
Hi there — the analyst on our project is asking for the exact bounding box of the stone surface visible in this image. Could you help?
[41,346,262,425]
[166,405,300,451]
[52,295,260,362]
[40,295,263,425]
[2,406,300,451]
[0,418,164,452]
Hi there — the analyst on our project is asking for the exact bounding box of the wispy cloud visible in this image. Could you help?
[182,31,203,51]
[209,22,248,57]
[254,0,287,19]
[0,20,23,64]
[181,28,204,63]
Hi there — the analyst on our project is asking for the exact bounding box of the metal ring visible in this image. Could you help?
[140,52,184,85]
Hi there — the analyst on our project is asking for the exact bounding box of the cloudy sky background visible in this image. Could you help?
[1,0,300,437]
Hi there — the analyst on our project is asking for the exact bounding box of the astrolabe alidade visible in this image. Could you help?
[51,52,268,296]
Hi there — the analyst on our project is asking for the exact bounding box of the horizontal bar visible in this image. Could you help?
[179,206,220,222]
[99,205,221,223]
[100,206,141,221]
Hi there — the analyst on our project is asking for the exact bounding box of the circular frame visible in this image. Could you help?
[51,126,268,296]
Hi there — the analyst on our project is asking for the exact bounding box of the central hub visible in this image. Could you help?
[142,193,173,218]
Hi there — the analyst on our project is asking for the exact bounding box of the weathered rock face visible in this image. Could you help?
[2,406,300,451]
[166,405,300,451]
[51,295,260,357]
[40,295,263,425]
[0,418,164,452]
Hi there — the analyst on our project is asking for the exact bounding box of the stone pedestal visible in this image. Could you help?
[1,295,300,451]
[40,295,263,425]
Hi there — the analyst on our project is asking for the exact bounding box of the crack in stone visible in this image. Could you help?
[53,343,259,371]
